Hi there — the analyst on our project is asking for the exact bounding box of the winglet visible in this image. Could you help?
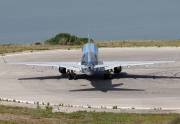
[2,55,7,63]
[174,52,179,62]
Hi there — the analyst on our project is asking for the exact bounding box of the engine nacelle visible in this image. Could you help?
[114,66,122,73]
[59,67,66,74]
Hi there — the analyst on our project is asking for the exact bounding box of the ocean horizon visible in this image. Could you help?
[0,0,180,44]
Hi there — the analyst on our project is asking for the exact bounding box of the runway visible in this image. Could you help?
[0,47,180,110]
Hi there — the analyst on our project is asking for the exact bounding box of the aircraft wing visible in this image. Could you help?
[2,56,85,71]
[94,60,175,70]
[94,52,178,70]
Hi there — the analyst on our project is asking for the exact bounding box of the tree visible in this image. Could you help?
[44,33,93,45]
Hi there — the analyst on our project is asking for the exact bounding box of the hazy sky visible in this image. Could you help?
[0,0,180,43]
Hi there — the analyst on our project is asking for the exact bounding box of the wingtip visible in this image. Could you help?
[174,52,179,62]
[2,54,7,63]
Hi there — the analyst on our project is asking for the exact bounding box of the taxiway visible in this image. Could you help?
[0,47,180,111]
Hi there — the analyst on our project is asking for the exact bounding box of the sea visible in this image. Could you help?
[0,0,180,44]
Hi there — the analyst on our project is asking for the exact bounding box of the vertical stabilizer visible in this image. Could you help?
[87,29,91,64]
[88,29,90,44]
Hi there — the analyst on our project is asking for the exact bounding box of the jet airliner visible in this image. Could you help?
[2,35,177,80]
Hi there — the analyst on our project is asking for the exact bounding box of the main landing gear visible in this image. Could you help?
[68,70,77,80]
[68,73,77,80]
[104,70,112,80]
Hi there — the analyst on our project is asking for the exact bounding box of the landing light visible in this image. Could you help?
[88,67,92,70]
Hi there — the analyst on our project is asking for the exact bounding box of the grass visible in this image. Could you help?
[0,43,81,55]
[0,105,180,123]
[95,39,180,48]
[0,44,48,55]
[0,40,180,55]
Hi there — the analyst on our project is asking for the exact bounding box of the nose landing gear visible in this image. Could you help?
[104,70,112,80]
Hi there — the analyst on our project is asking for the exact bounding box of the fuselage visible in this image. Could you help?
[80,42,100,74]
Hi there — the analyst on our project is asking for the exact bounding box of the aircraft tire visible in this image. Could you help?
[73,74,77,80]
[68,74,71,80]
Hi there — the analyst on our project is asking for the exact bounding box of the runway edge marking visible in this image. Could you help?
[1,97,180,112]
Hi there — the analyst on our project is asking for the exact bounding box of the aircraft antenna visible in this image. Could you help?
[88,29,90,44]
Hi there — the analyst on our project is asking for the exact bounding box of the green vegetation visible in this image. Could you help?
[112,106,118,109]
[0,33,180,55]
[0,44,49,55]
[35,42,42,45]
[0,105,179,123]
[95,39,180,47]
[44,33,93,45]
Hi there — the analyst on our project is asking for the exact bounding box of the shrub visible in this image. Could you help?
[35,42,42,45]
[47,102,50,106]
[132,107,135,109]
[169,116,180,124]
[37,105,41,109]
[45,105,52,111]
[44,33,93,45]
[112,106,118,109]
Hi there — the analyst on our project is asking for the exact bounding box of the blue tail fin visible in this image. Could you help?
[88,29,90,44]
[87,29,91,64]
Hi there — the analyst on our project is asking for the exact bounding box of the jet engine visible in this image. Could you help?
[113,66,122,73]
[59,67,66,74]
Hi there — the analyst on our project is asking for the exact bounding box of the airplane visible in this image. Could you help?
[2,35,178,80]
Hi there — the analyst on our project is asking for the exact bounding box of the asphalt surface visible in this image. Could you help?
[0,47,180,111]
